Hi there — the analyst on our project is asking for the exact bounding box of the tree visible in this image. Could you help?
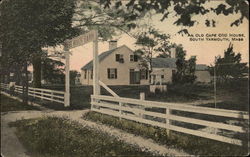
[99,0,249,32]
[134,27,171,73]
[0,0,79,88]
[70,70,79,85]
[171,44,197,84]
[209,43,248,83]
[41,58,65,85]
[72,0,141,40]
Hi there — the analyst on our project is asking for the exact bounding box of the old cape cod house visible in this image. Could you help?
[81,41,211,85]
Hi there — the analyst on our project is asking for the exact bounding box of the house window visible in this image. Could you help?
[161,75,164,79]
[116,54,124,63]
[130,55,138,62]
[84,70,87,79]
[140,69,148,80]
[107,68,117,79]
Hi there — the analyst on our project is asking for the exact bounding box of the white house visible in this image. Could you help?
[81,41,149,85]
[150,58,211,84]
[81,41,211,85]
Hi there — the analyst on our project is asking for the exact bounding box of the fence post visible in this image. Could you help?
[139,92,145,119]
[140,92,145,100]
[91,97,94,110]
[32,89,35,98]
[51,91,54,102]
[166,107,170,135]
[41,90,43,100]
[119,102,122,120]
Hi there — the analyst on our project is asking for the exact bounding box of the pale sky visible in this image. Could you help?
[67,1,249,72]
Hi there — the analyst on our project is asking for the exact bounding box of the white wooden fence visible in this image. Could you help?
[91,94,249,146]
[1,83,65,104]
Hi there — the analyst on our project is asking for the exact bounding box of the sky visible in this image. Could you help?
[66,1,249,72]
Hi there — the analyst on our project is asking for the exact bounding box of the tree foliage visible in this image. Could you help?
[99,0,248,35]
[0,0,79,87]
[209,43,248,83]
[73,0,141,40]
[70,70,79,85]
[41,58,65,85]
[134,27,170,72]
[171,44,197,84]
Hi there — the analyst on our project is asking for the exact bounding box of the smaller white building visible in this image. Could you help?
[150,57,211,84]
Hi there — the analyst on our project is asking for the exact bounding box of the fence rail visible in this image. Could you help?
[1,83,65,104]
[91,94,249,146]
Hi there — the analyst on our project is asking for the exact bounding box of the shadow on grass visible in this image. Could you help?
[0,93,41,112]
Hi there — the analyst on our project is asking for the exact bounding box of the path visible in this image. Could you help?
[1,110,190,157]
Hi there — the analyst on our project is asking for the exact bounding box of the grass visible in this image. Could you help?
[5,79,248,111]
[0,93,40,112]
[9,116,155,157]
[39,84,209,110]
[83,111,248,156]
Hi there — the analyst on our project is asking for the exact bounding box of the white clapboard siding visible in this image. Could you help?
[91,95,249,146]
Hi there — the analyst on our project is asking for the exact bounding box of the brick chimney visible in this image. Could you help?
[170,47,176,58]
[109,40,117,50]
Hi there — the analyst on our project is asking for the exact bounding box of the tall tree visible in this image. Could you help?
[134,27,170,73]
[0,0,79,88]
[209,43,248,83]
[171,44,197,84]
[41,58,65,85]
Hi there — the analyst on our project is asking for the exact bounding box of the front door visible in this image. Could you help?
[130,69,140,84]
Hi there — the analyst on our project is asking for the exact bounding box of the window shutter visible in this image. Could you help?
[115,54,120,61]
[134,55,138,62]
[107,68,110,79]
[115,69,117,79]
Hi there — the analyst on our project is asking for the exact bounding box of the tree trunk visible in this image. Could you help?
[15,65,22,85]
[32,54,41,88]
[22,62,29,104]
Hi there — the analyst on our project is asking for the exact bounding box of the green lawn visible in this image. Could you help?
[83,111,248,156]
[9,116,154,157]
[40,80,248,111]
[9,79,247,111]
[0,94,40,112]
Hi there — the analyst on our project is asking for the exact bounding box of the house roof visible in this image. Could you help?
[152,58,177,68]
[152,58,208,70]
[81,45,127,70]
[81,46,208,71]
[196,64,208,71]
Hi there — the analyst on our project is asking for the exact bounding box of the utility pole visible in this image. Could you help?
[214,57,217,108]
